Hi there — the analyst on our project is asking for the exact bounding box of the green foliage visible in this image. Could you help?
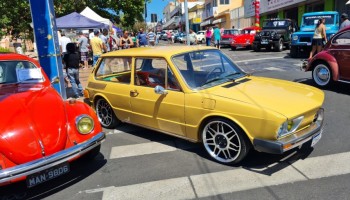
[0,0,151,36]
[0,47,11,53]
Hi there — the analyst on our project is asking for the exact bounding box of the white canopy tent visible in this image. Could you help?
[80,6,112,27]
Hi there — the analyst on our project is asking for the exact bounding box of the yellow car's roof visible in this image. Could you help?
[101,46,217,58]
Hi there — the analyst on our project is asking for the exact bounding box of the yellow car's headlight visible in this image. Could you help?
[277,116,304,138]
[76,115,94,134]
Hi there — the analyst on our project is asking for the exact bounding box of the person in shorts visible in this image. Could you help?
[309,18,327,59]
[76,31,89,69]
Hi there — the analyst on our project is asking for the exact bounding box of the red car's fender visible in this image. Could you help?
[308,51,339,81]
[64,100,103,147]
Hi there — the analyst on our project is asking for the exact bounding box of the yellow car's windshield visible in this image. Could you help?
[172,49,245,89]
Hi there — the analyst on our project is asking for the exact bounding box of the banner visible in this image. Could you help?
[260,0,306,14]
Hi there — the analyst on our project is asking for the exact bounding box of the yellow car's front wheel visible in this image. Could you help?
[202,118,251,165]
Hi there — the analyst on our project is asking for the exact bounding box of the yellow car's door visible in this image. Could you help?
[130,58,186,136]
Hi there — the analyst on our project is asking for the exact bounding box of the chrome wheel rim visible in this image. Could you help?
[202,121,241,163]
[313,64,330,86]
[96,99,113,127]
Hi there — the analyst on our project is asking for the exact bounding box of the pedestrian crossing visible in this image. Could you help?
[82,129,350,200]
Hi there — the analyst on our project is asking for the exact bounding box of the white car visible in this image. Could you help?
[196,31,206,43]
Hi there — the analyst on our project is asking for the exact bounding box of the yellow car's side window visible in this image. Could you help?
[95,57,132,84]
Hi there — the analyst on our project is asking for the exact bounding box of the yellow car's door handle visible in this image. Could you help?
[130,89,139,97]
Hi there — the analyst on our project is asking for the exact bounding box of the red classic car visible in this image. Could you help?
[230,26,261,50]
[220,29,242,47]
[302,26,350,87]
[0,53,105,187]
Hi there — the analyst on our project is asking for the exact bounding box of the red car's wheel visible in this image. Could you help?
[312,62,333,87]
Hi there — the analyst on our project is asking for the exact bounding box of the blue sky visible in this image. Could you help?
[146,0,171,22]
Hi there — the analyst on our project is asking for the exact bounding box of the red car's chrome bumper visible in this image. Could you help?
[0,132,105,185]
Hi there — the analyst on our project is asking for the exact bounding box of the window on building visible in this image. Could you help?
[220,0,229,5]
[213,0,217,7]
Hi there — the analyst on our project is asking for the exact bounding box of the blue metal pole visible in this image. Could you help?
[29,0,67,99]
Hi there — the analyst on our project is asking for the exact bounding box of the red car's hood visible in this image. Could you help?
[234,34,255,43]
[0,84,68,164]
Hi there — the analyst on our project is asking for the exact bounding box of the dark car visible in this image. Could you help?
[302,26,350,87]
[253,19,298,52]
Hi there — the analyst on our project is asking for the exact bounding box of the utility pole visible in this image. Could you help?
[185,0,190,45]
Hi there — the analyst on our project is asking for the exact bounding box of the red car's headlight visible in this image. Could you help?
[75,115,95,134]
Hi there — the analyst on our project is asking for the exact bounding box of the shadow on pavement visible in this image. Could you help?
[0,154,107,200]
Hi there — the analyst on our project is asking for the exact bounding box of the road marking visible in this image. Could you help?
[87,151,350,199]
[264,67,286,71]
[235,56,285,63]
[109,140,193,159]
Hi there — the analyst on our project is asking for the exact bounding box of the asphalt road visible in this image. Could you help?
[1,43,350,200]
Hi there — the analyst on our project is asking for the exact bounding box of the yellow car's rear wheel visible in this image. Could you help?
[202,118,251,164]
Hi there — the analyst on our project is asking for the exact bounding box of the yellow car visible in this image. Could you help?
[84,46,324,164]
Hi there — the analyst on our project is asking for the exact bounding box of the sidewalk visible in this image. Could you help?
[25,51,91,98]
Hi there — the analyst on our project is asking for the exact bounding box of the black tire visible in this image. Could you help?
[253,44,260,52]
[201,118,251,165]
[275,39,283,52]
[231,46,236,51]
[312,62,333,88]
[202,38,205,44]
[95,98,120,129]
[290,46,298,58]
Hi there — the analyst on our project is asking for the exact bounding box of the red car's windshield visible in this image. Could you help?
[0,61,44,84]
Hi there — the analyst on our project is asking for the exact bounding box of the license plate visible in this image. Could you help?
[26,162,70,188]
[307,42,311,46]
[311,131,322,147]
[261,41,268,44]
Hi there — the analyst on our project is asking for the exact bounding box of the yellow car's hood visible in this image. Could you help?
[204,76,324,118]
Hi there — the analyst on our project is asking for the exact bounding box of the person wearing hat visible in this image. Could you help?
[340,13,350,30]
[90,30,107,66]
[76,31,89,69]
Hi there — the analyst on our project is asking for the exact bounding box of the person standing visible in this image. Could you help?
[130,32,137,47]
[59,31,71,55]
[213,26,221,49]
[147,28,156,46]
[90,30,107,66]
[188,29,197,45]
[138,28,148,47]
[76,31,89,69]
[309,18,327,59]
[100,29,110,52]
[166,30,172,44]
[120,30,134,49]
[340,13,350,30]
[88,29,94,40]
[205,27,212,46]
[63,43,83,98]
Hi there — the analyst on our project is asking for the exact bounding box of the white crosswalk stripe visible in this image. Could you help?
[109,140,194,159]
[86,134,350,200]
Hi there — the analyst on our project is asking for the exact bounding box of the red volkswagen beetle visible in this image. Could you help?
[302,26,350,87]
[230,26,261,50]
[0,53,105,187]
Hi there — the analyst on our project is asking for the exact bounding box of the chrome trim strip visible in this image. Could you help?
[338,80,350,84]
[0,132,105,184]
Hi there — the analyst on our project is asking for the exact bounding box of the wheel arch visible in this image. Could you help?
[197,114,253,144]
[310,56,339,81]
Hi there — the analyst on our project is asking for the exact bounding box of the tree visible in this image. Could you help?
[0,0,150,37]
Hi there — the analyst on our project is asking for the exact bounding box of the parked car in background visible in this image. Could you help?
[301,26,350,87]
[230,26,261,50]
[196,31,206,43]
[0,53,105,187]
[290,11,339,58]
[178,33,187,43]
[220,29,242,47]
[253,19,298,52]
[84,46,324,165]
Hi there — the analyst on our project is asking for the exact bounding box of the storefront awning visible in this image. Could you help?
[200,19,212,27]
[212,18,225,24]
